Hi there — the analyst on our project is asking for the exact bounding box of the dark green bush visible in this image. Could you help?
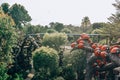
[61,65,76,80]
[32,46,59,80]
[0,62,9,80]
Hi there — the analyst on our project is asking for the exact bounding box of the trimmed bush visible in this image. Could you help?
[32,46,59,79]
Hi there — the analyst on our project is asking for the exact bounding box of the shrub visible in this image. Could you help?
[0,8,17,63]
[42,33,68,51]
[61,65,76,80]
[32,46,59,79]
[54,76,65,80]
[0,62,9,80]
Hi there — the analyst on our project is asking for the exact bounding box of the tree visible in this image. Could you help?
[49,22,55,28]
[64,24,81,34]
[61,65,76,80]
[61,28,72,33]
[49,22,64,32]
[81,16,91,32]
[92,22,107,29]
[0,7,17,63]
[32,46,59,80]
[54,76,65,80]
[0,63,9,80]
[71,49,86,80]
[46,29,57,33]
[23,24,48,34]
[108,0,120,23]
[101,0,120,44]
[1,3,10,14]
[91,0,120,44]
[9,3,31,28]
[23,23,36,34]
[42,33,68,51]
[0,7,17,80]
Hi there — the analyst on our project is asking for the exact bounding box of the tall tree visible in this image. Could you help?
[61,28,72,33]
[0,7,17,63]
[49,22,64,32]
[49,22,55,28]
[92,22,107,29]
[81,16,91,32]
[1,3,10,14]
[106,0,120,43]
[108,0,120,23]
[9,3,31,28]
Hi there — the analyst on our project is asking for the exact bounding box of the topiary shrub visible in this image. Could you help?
[32,46,59,80]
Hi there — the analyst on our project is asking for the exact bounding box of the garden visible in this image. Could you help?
[0,0,120,80]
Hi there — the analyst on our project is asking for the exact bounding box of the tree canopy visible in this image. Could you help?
[1,3,9,14]
[0,7,17,63]
[9,3,31,28]
[81,16,91,32]
[1,3,32,28]
[42,33,68,51]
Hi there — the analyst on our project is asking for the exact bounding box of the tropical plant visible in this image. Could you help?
[81,16,91,33]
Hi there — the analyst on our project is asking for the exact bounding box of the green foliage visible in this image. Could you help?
[92,22,107,29]
[1,3,10,14]
[23,24,48,34]
[62,65,76,80]
[70,49,86,80]
[32,46,59,79]
[99,39,107,45]
[33,46,59,71]
[9,3,31,28]
[49,22,64,32]
[0,8,17,63]
[0,62,9,80]
[46,29,57,33]
[64,24,81,34]
[42,33,68,51]
[91,28,103,34]
[61,28,72,33]
[71,49,86,70]
[11,74,24,80]
[108,0,120,23]
[54,76,65,80]
[103,0,120,44]
[81,16,91,33]
[92,22,120,44]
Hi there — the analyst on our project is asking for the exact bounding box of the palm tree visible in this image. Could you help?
[81,16,91,32]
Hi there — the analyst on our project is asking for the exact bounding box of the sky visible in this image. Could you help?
[0,0,116,26]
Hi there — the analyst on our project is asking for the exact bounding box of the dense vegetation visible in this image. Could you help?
[0,0,120,80]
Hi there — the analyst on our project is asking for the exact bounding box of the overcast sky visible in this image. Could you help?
[0,0,116,26]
